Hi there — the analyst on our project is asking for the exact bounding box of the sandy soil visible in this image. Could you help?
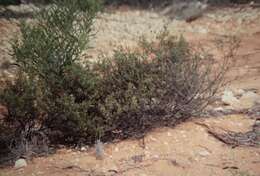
[0,4,260,176]
[1,115,259,176]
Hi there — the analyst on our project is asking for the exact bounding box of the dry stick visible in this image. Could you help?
[195,121,260,147]
[194,122,238,146]
[195,121,235,133]
[207,130,236,146]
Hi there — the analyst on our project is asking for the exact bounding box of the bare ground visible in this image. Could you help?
[0,5,260,176]
[1,115,259,176]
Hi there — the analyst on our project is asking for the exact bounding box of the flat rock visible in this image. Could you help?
[221,90,260,110]
[239,91,260,109]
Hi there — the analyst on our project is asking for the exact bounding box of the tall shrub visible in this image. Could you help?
[0,0,101,158]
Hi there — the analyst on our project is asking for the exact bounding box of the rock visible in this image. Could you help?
[221,90,260,110]
[198,150,210,157]
[221,89,260,110]
[114,147,119,152]
[239,91,260,109]
[182,1,208,22]
[197,26,208,34]
[14,159,27,169]
[247,104,260,118]
[233,89,246,97]
[214,107,225,111]
[167,132,172,136]
[221,90,240,107]
[80,146,88,151]
[161,1,208,22]
[209,107,235,117]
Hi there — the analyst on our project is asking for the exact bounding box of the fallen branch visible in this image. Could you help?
[208,129,259,147]
[207,130,238,147]
[195,121,260,147]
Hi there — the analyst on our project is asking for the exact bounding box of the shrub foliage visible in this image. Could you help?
[1,0,101,158]
[0,0,238,160]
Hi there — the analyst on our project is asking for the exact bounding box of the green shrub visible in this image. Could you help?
[93,32,238,139]
[0,0,237,159]
[93,49,158,138]
[0,0,101,158]
[0,72,48,158]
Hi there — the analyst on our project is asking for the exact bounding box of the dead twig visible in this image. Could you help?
[207,130,238,147]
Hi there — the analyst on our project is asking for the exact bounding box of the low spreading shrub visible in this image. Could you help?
[94,32,238,139]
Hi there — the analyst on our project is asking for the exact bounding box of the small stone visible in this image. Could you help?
[221,90,240,107]
[80,146,87,151]
[250,1,255,6]
[196,26,208,34]
[210,107,234,116]
[167,132,172,137]
[150,136,157,141]
[163,141,169,145]
[239,91,260,109]
[14,159,27,169]
[153,155,159,159]
[234,89,245,96]
[114,147,119,152]
[198,150,210,157]
[214,107,225,111]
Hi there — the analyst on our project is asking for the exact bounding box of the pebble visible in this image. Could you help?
[14,159,27,169]
[80,146,87,151]
[198,150,210,157]
[221,90,240,107]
